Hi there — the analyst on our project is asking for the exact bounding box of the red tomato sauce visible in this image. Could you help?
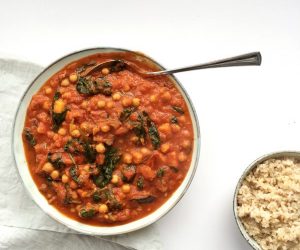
[23,52,194,226]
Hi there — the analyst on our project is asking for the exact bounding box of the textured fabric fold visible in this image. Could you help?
[0,58,162,250]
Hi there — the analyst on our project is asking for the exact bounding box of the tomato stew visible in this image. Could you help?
[23,52,194,226]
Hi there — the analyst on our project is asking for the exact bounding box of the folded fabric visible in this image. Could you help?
[0,58,162,250]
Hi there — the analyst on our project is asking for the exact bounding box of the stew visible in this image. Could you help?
[23,52,194,226]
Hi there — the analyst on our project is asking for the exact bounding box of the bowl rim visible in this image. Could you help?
[233,150,300,250]
[11,47,201,235]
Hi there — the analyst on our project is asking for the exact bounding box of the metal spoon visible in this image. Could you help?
[83,52,262,77]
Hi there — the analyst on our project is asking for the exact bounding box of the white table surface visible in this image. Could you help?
[1,0,300,249]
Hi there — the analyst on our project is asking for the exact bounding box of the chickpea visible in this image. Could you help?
[178,116,186,123]
[106,101,114,109]
[99,204,108,214]
[69,123,77,132]
[161,91,171,102]
[122,184,131,193]
[132,98,140,107]
[45,87,52,95]
[42,101,51,110]
[111,175,119,184]
[96,143,106,153]
[53,134,59,141]
[81,191,88,198]
[37,123,46,134]
[112,92,121,101]
[61,174,69,183]
[50,170,60,180]
[171,124,180,133]
[123,84,130,91]
[101,68,110,75]
[160,143,170,153]
[61,78,70,87]
[47,131,55,139]
[101,125,110,133]
[158,123,171,134]
[182,140,191,149]
[121,97,132,107]
[42,162,54,173]
[69,73,78,83]
[71,129,81,138]
[70,181,78,189]
[141,147,151,156]
[123,153,133,164]
[130,136,139,143]
[53,99,65,113]
[150,95,157,102]
[132,151,143,164]
[83,165,90,172]
[58,127,67,136]
[71,192,78,199]
[97,100,106,108]
[178,152,187,162]
[81,101,88,109]
[80,122,89,131]
[182,129,191,137]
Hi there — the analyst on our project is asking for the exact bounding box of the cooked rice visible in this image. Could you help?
[237,158,300,250]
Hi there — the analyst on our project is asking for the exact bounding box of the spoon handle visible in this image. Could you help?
[147,52,262,76]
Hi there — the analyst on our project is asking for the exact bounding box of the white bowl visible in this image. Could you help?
[12,47,200,235]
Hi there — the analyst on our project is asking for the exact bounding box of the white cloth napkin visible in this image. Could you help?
[0,58,163,250]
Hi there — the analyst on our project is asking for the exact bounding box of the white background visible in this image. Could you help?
[1,0,300,249]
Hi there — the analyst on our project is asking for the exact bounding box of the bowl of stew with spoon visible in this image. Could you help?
[13,47,201,235]
[13,47,261,235]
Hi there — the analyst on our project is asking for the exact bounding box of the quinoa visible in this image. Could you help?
[237,158,300,250]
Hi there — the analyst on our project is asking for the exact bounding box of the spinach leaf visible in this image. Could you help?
[156,168,165,178]
[132,112,147,145]
[64,138,96,163]
[24,129,36,146]
[82,140,97,163]
[79,208,96,218]
[93,188,121,211]
[46,176,53,182]
[67,152,80,184]
[142,111,160,149]
[172,106,184,114]
[52,110,68,132]
[104,188,122,210]
[136,176,144,190]
[170,166,179,173]
[69,165,80,184]
[93,147,121,188]
[53,91,60,101]
[47,153,65,169]
[76,77,112,96]
[63,196,72,205]
[92,191,101,203]
[51,91,67,132]
[170,116,178,124]
[132,195,156,204]
[119,107,136,122]
[64,138,82,155]
[148,120,160,149]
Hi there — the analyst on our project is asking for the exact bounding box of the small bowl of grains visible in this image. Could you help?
[233,151,300,250]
